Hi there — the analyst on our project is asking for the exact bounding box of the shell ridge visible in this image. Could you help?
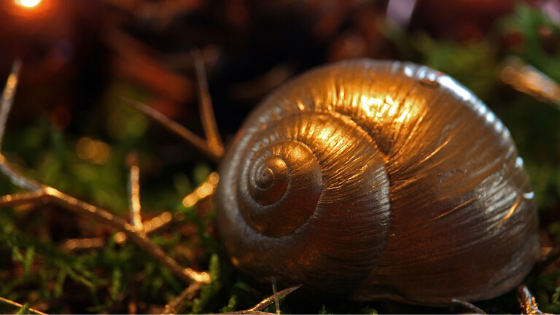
[216,59,539,305]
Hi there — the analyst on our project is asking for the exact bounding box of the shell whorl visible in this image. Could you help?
[219,110,392,292]
[216,59,540,305]
[238,137,322,238]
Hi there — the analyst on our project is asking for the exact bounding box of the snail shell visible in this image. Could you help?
[215,59,540,306]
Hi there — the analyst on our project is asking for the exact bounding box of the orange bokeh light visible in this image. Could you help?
[15,0,42,9]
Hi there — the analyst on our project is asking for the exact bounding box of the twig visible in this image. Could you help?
[161,282,203,315]
[0,154,42,191]
[516,285,549,315]
[0,296,48,315]
[182,172,219,208]
[52,187,209,284]
[0,191,46,207]
[271,277,280,315]
[0,61,210,286]
[191,49,224,157]
[0,170,209,281]
[121,98,222,162]
[501,57,560,108]
[0,59,21,148]
[226,311,272,315]
[61,237,105,251]
[122,48,225,162]
[143,211,173,234]
[0,61,42,192]
[127,152,143,232]
[225,285,302,314]
[451,299,487,314]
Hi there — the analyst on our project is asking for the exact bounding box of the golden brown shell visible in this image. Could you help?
[215,59,540,306]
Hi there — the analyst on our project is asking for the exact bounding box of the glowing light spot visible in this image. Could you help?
[388,104,398,117]
[208,173,220,185]
[66,239,79,250]
[317,125,335,141]
[91,140,111,164]
[185,269,210,283]
[403,65,414,77]
[143,222,152,231]
[516,157,524,168]
[76,137,96,160]
[15,0,42,8]
[231,257,240,267]
[494,121,503,133]
[439,76,472,101]
[501,194,521,223]
[385,96,395,106]
[196,183,213,198]
[76,137,112,164]
[113,232,127,245]
[395,108,411,123]
[183,194,198,208]
[485,112,495,123]
[161,212,172,222]
[360,96,373,117]
[182,172,219,208]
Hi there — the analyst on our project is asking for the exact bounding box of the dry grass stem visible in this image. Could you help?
[0,61,210,286]
[0,296,48,315]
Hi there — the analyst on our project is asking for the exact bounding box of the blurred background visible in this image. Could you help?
[1,0,560,313]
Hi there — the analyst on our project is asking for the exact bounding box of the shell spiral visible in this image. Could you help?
[216,59,540,306]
